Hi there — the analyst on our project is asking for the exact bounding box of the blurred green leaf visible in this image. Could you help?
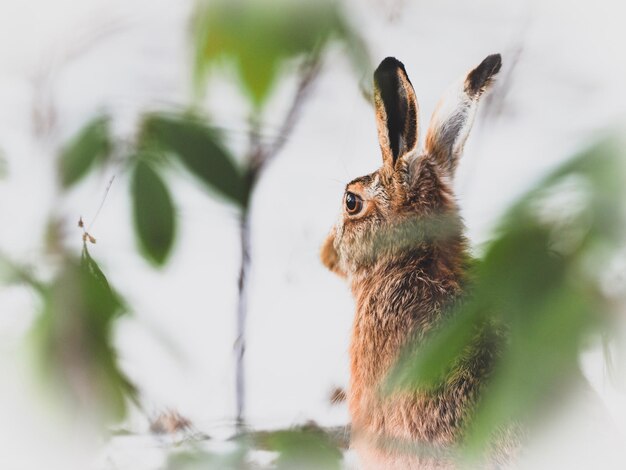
[164,426,347,469]
[385,300,485,392]
[258,425,343,470]
[462,138,625,452]
[165,444,247,470]
[465,288,592,453]
[193,0,368,107]
[59,115,111,187]
[141,113,246,206]
[385,136,626,455]
[81,246,127,314]
[31,248,135,426]
[131,159,176,266]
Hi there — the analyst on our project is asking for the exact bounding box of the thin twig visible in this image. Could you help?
[252,56,323,175]
[234,54,324,427]
[87,174,116,232]
[235,215,251,428]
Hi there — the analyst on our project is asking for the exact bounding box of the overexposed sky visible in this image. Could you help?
[1,1,626,468]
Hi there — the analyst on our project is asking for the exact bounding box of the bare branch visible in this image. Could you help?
[251,56,323,175]
[234,54,324,427]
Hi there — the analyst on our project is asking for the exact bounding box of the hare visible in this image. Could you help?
[321,54,506,468]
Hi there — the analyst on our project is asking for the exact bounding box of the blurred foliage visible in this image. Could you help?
[165,444,247,470]
[192,0,368,108]
[131,159,176,266]
[28,246,136,426]
[386,136,626,456]
[140,113,246,207]
[0,0,369,441]
[52,0,370,268]
[258,427,343,469]
[164,425,347,469]
[59,115,112,188]
[0,0,374,463]
[188,0,371,425]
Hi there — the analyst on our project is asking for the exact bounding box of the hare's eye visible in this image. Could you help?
[345,192,363,215]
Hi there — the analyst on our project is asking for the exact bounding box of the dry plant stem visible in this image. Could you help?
[261,57,322,163]
[234,57,322,428]
[235,211,251,429]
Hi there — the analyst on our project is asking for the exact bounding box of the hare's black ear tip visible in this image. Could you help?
[375,57,407,77]
[466,53,502,96]
[378,56,404,69]
[482,53,502,75]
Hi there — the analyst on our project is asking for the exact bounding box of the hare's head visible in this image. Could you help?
[321,54,501,277]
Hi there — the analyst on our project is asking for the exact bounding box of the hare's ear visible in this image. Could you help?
[373,57,419,171]
[425,54,501,174]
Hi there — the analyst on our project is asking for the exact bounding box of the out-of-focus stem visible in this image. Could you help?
[235,209,251,427]
[233,56,321,429]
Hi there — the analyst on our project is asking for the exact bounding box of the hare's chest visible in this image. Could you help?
[347,274,458,440]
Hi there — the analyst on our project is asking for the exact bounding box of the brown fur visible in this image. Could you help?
[322,55,505,468]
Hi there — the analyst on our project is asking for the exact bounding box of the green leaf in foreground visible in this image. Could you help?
[30,248,135,426]
[165,445,247,470]
[141,113,246,206]
[192,0,369,107]
[261,427,343,470]
[59,115,111,187]
[131,160,176,266]
[384,136,626,455]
